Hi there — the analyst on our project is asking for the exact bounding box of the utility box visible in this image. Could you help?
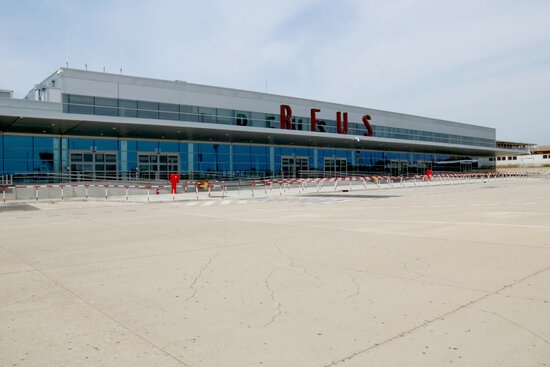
[170,174,180,194]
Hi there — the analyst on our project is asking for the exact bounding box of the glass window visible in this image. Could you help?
[94,139,118,151]
[250,112,266,128]
[198,143,216,154]
[69,138,94,150]
[159,142,179,152]
[137,101,159,119]
[33,137,56,149]
[159,103,180,121]
[216,108,234,125]
[250,146,267,156]
[198,107,216,123]
[4,136,33,148]
[4,160,33,174]
[69,95,94,105]
[119,99,138,118]
[137,141,158,151]
[95,97,117,107]
[233,145,250,155]
[180,105,198,122]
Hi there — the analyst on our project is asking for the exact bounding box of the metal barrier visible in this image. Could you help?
[1,172,547,204]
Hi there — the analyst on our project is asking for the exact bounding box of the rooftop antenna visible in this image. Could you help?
[103,66,106,72]
[85,43,88,71]
[65,31,69,68]
[119,47,123,75]
[265,80,268,93]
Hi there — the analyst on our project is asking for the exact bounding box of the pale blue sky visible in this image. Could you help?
[1,0,549,143]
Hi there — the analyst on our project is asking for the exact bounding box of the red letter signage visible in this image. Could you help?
[310,108,320,132]
[362,115,373,136]
[280,105,292,130]
[336,112,348,134]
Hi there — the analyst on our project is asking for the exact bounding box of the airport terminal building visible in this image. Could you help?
[0,68,524,182]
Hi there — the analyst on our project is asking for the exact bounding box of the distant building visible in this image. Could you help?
[496,144,550,168]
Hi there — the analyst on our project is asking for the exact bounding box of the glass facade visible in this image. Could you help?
[62,94,495,148]
[0,134,477,183]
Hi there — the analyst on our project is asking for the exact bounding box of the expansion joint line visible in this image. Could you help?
[0,243,194,367]
[323,264,550,367]
[476,308,550,345]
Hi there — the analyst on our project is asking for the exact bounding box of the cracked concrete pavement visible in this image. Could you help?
[1,180,549,366]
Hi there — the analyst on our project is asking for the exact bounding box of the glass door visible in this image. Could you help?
[138,153,179,180]
[70,151,118,180]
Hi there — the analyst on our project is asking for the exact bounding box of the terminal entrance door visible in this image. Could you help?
[138,153,179,180]
[390,160,408,176]
[460,161,473,172]
[324,157,347,177]
[69,151,118,180]
[281,156,308,178]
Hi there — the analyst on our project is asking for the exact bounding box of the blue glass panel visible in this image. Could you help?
[251,146,267,156]
[4,160,33,174]
[215,144,230,154]
[125,152,137,162]
[33,137,56,149]
[233,145,250,155]
[179,142,189,154]
[4,136,33,148]
[33,159,54,172]
[122,140,137,151]
[179,157,188,172]
[199,161,217,171]
[280,147,295,156]
[197,143,216,154]
[137,141,159,151]
[94,139,118,151]
[334,149,348,158]
[295,148,308,156]
[159,142,179,152]
[69,138,94,150]
[4,148,33,160]
[234,154,250,164]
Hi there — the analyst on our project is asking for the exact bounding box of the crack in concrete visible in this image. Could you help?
[476,308,550,345]
[185,254,218,302]
[276,245,321,282]
[264,267,283,327]
[346,274,361,299]
[322,264,550,367]
[403,257,460,286]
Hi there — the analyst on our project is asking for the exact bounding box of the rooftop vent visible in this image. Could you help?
[0,90,13,99]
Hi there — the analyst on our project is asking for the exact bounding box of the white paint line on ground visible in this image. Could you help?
[238,200,248,204]
[220,200,231,205]
[202,201,215,206]
[186,202,198,206]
